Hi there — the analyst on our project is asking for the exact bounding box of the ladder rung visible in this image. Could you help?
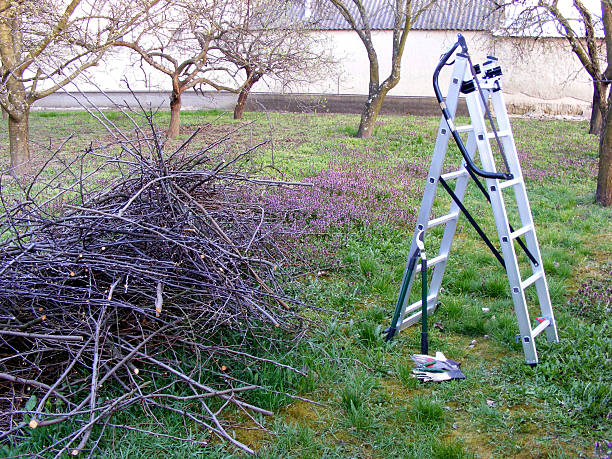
[400,302,439,329]
[499,177,521,189]
[520,271,543,290]
[486,129,511,138]
[510,224,533,240]
[531,318,551,338]
[415,254,448,272]
[400,295,439,328]
[455,125,473,133]
[440,170,468,181]
[428,213,458,228]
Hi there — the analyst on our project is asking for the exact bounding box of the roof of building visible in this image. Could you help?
[294,0,501,32]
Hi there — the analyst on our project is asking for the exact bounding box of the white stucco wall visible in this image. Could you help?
[73,29,593,115]
[490,36,593,115]
[267,29,592,115]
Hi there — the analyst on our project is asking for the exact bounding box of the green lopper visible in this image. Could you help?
[385,230,427,344]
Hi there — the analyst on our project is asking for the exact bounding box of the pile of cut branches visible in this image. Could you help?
[0,113,310,456]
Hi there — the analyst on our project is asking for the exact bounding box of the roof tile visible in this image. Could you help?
[295,0,501,31]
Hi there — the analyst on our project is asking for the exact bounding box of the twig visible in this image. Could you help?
[0,330,83,342]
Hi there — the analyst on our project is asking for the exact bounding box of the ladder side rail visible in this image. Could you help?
[489,88,542,238]
[489,88,535,226]
[465,88,540,364]
[466,90,539,267]
[490,88,541,262]
[396,56,469,325]
[483,87,536,242]
[399,133,478,330]
[533,273,560,343]
[427,133,479,306]
[489,89,559,343]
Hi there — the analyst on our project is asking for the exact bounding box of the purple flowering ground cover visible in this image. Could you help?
[262,148,424,233]
[4,111,610,458]
[256,115,600,238]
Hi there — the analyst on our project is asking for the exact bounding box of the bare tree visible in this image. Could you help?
[495,0,610,205]
[0,0,159,175]
[325,0,435,138]
[215,0,334,120]
[115,0,240,138]
[495,0,608,134]
[118,0,334,131]
[597,0,612,204]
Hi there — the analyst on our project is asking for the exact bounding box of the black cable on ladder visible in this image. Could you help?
[438,177,506,268]
[433,35,512,182]
[434,34,540,268]
[462,165,540,267]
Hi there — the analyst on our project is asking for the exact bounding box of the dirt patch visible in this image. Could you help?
[446,404,584,458]
[231,423,270,451]
[283,399,325,424]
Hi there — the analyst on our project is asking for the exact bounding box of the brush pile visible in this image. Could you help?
[0,115,310,456]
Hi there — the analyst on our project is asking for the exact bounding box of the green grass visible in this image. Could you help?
[2,109,611,458]
[409,396,446,425]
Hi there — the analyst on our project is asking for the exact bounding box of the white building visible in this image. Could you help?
[48,0,596,116]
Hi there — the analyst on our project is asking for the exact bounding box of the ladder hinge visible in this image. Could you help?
[485,66,502,79]
[460,79,475,94]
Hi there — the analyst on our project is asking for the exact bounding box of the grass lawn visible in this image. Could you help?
[1,109,611,458]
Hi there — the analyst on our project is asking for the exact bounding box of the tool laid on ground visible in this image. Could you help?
[411,352,465,382]
[386,34,559,366]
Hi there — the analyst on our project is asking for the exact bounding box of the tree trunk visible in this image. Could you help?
[168,90,181,139]
[596,102,612,206]
[234,71,260,120]
[234,85,251,120]
[8,108,30,175]
[356,91,387,138]
[590,81,607,134]
[590,87,603,134]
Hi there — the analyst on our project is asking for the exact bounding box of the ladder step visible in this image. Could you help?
[428,212,458,228]
[520,270,543,290]
[440,169,469,181]
[486,129,511,139]
[415,254,448,272]
[499,177,522,189]
[401,306,440,329]
[403,294,439,316]
[400,295,439,328]
[531,318,551,338]
[455,125,473,133]
[510,224,533,240]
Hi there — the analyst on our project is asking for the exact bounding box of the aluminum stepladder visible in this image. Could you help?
[386,35,559,365]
